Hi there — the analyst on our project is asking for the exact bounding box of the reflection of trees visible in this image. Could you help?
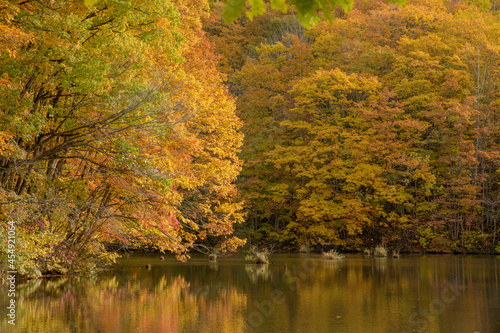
[0,273,247,333]
[374,257,388,273]
[322,258,346,271]
[1,256,498,333]
[245,264,271,283]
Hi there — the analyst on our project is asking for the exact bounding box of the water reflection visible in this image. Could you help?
[0,254,499,333]
[245,264,271,282]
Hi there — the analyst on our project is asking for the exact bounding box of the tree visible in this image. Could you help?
[0,0,245,276]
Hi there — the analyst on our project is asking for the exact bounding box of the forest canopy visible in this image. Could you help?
[0,0,245,277]
[205,0,500,254]
[2,0,500,278]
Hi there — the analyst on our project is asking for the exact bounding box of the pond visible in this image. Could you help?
[1,254,499,333]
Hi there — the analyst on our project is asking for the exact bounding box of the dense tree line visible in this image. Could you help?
[205,0,500,254]
[2,0,500,279]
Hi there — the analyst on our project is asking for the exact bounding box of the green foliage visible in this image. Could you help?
[417,225,434,249]
[224,0,247,24]
[461,231,492,253]
[84,0,100,6]
[0,201,119,278]
[223,0,291,25]
[223,0,406,28]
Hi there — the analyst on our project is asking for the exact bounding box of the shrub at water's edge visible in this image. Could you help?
[245,246,270,264]
[322,250,346,260]
[374,246,388,258]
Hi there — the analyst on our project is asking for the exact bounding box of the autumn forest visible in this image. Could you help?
[1,0,500,277]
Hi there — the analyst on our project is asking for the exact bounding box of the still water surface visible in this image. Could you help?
[1,254,499,333]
